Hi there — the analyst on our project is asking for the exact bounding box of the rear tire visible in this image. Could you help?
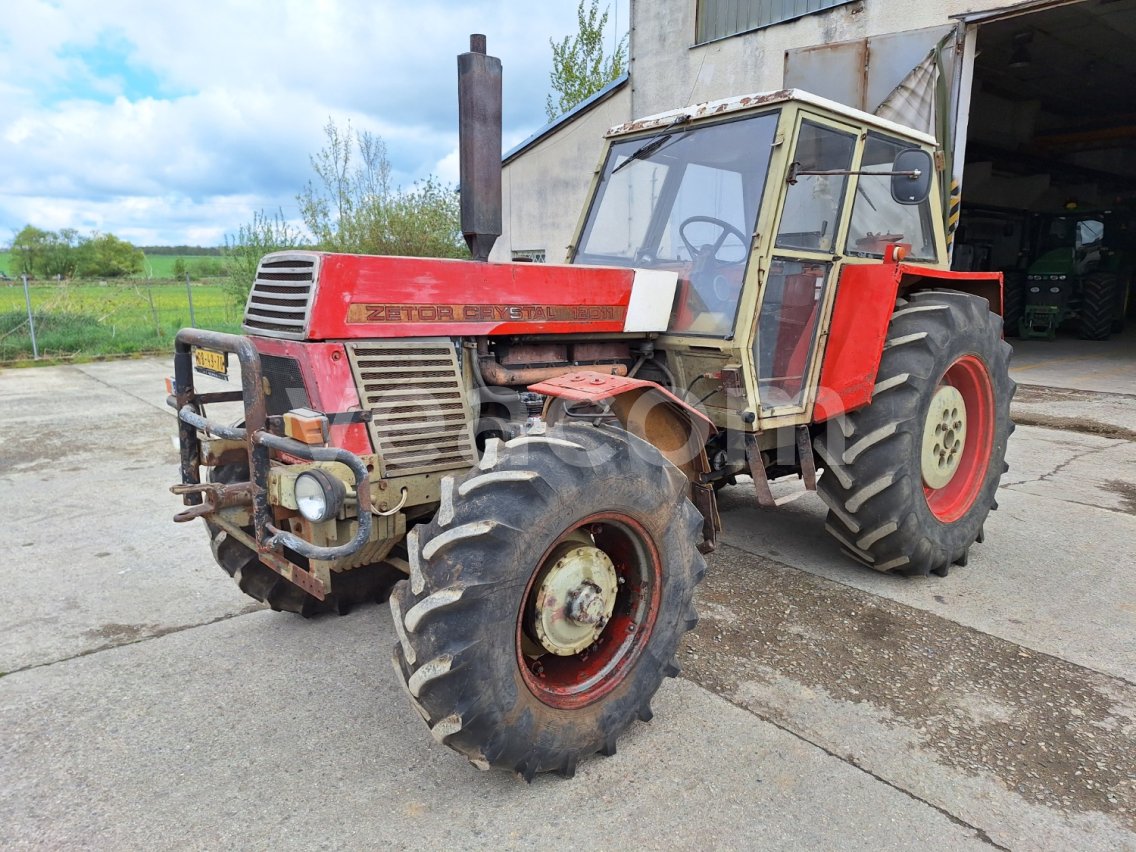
[814,291,1014,576]
[388,423,705,779]
[1078,272,1118,340]
[206,462,401,616]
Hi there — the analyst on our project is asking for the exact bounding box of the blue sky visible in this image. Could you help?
[0,0,629,246]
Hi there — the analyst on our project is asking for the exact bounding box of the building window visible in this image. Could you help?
[696,0,855,44]
[512,249,546,263]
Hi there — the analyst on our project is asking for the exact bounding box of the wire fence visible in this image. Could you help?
[0,276,243,363]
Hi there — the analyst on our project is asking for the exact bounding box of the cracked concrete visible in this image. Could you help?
[684,545,1135,848]
[2,357,1134,850]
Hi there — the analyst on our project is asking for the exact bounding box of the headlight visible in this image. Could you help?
[294,469,346,523]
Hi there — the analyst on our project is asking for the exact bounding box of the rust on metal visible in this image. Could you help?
[480,355,629,386]
[499,343,567,367]
[745,433,777,508]
[570,341,630,364]
[458,34,502,261]
[532,370,719,551]
[795,425,818,491]
[170,481,254,523]
[530,371,717,436]
[209,515,328,600]
[172,328,270,544]
[606,90,793,137]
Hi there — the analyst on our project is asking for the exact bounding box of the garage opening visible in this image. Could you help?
[953,0,1136,351]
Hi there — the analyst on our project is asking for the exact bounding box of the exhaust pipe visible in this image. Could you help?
[458,34,502,262]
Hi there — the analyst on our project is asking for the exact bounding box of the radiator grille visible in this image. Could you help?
[346,339,476,478]
[242,253,319,339]
[260,354,311,417]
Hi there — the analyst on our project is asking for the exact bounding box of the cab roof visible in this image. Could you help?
[606,88,938,147]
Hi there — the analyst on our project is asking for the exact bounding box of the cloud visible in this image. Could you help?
[0,0,630,245]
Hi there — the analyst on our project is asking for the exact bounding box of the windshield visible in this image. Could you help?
[574,112,780,336]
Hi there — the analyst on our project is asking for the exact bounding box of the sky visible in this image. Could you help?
[0,0,630,247]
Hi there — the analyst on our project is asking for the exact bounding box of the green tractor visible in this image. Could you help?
[1019,211,1132,340]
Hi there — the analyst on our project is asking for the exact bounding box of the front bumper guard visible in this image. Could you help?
[169,328,373,598]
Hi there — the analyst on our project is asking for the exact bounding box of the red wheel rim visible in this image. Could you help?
[923,354,995,523]
[516,513,662,709]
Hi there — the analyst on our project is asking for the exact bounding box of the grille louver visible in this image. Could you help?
[259,354,311,417]
[347,339,476,478]
[242,253,318,339]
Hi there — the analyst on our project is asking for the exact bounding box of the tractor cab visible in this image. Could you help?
[570,90,946,429]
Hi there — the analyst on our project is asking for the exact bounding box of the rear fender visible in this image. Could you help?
[814,262,1002,422]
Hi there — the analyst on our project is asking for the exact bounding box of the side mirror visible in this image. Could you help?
[891,149,933,205]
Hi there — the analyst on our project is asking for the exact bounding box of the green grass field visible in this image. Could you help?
[0,280,241,362]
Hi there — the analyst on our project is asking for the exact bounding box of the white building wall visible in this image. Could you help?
[630,0,1010,118]
[493,0,1040,263]
[490,85,632,264]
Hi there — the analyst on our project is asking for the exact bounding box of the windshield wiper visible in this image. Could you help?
[610,116,691,175]
[612,134,673,175]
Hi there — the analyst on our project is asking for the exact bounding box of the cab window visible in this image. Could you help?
[846,133,938,262]
[776,121,856,252]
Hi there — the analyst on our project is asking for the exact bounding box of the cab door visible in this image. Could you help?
[751,113,859,426]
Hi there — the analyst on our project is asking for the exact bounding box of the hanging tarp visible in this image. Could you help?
[874,48,939,136]
[874,32,956,236]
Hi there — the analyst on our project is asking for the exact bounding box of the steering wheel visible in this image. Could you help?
[677,216,748,317]
[678,216,748,265]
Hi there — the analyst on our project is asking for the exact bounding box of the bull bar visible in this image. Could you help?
[169,328,373,597]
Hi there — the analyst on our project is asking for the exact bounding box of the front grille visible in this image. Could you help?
[346,339,476,478]
[260,354,311,417]
[243,253,319,339]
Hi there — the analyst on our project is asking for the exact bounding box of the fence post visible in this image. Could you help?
[185,272,196,327]
[145,284,161,342]
[21,275,39,360]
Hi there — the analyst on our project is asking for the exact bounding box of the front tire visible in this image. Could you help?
[389,423,706,779]
[814,291,1015,576]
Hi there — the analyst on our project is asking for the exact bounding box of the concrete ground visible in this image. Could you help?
[1008,332,1135,395]
[1,352,1133,850]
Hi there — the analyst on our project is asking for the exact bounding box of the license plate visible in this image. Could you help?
[193,347,229,380]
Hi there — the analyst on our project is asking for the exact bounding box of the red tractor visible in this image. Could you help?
[170,39,1012,779]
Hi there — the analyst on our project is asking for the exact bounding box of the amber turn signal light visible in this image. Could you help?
[283,408,329,445]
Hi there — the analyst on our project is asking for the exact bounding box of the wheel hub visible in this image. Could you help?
[531,540,619,656]
[921,385,967,489]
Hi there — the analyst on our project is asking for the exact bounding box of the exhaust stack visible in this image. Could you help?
[458,34,503,262]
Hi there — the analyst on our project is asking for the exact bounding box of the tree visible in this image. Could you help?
[41,228,81,278]
[222,209,307,305]
[380,176,463,259]
[10,225,143,279]
[297,119,392,253]
[73,233,145,278]
[296,119,465,259]
[10,225,53,276]
[545,0,627,121]
[223,120,465,307]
